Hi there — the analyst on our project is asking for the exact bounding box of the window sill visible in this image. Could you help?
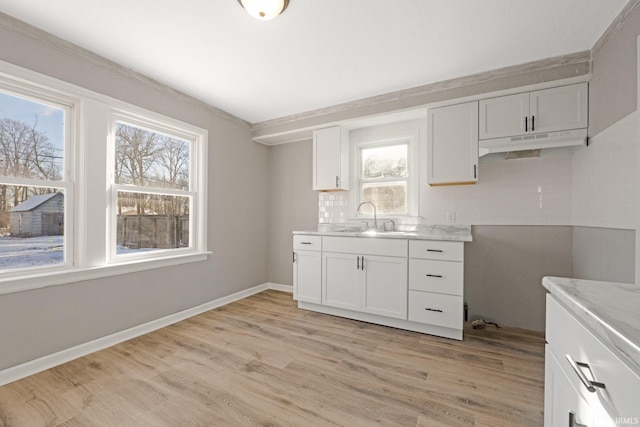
[0,251,211,296]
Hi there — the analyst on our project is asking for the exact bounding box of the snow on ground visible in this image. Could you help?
[0,235,172,271]
[0,235,64,270]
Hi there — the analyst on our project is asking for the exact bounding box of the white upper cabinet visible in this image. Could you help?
[479,83,588,140]
[427,101,479,186]
[478,93,529,139]
[529,84,588,133]
[313,126,349,191]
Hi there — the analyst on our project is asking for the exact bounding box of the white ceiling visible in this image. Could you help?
[0,0,630,124]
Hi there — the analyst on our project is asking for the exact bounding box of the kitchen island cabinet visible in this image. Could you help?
[543,277,640,426]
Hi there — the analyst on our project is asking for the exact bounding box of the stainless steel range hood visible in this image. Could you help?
[478,128,587,157]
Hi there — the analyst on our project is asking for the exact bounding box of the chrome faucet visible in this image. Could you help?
[357,201,378,230]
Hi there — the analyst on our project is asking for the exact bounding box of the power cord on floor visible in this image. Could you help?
[471,318,501,329]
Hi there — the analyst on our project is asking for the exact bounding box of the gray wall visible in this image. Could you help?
[589,3,640,136]
[0,15,269,370]
[267,141,318,285]
[464,226,573,331]
[572,227,636,283]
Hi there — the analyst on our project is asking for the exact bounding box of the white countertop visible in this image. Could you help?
[293,225,472,242]
[542,276,640,376]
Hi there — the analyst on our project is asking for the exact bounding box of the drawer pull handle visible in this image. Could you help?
[569,411,588,427]
[300,242,312,245]
[426,274,443,278]
[357,256,360,270]
[565,354,606,393]
[427,249,443,253]
[425,308,443,313]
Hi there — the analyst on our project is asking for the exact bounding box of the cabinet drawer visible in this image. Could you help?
[409,259,463,295]
[409,240,463,261]
[294,235,322,251]
[323,236,407,257]
[546,295,640,419]
[408,291,462,329]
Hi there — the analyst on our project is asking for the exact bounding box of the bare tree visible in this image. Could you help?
[115,123,190,216]
[0,118,61,227]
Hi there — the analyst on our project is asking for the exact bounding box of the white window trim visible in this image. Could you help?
[0,59,209,295]
[349,123,420,220]
[107,110,206,263]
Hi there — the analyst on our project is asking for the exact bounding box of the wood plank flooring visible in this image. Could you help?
[0,290,545,426]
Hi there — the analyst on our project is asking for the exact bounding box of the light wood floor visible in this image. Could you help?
[0,290,545,426]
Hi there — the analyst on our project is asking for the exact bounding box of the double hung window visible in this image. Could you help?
[0,62,207,291]
[0,86,72,273]
[358,141,409,215]
[111,116,196,259]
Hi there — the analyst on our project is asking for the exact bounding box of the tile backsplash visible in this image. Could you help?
[317,111,637,229]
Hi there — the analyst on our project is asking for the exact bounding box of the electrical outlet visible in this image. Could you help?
[446,211,456,223]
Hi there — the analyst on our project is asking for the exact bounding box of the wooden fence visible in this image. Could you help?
[117,215,189,249]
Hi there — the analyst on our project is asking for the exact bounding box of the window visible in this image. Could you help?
[0,86,72,274]
[359,142,408,215]
[350,123,420,219]
[0,61,208,292]
[110,114,202,261]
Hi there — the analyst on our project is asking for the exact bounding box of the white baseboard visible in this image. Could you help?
[265,282,293,293]
[0,282,291,387]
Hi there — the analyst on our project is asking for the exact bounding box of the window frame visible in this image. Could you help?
[0,60,209,295]
[108,110,205,263]
[0,77,76,277]
[349,125,420,220]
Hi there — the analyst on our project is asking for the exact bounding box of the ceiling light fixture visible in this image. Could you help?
[237,0,289,21]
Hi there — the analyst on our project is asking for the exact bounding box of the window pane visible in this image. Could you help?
[0,91,65,181]
[116,191,190,254]
[361,144,407,180]
[0,185,64,271]
[115,122,190,190]
[362,182,407,214]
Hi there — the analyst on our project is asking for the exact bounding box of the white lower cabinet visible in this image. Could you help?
[293,235,322,304]
[293,250,322,304]
[322,237,408,320]
[545,347,595,427]
[545,295,640,426]
[322,252,360,310]
[294,234,466,339]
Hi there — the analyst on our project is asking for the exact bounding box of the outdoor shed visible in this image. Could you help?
[8,193,64,237]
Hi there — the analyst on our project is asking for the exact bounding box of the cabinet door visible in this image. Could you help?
[479,92,529,139]
[530,83,588,134]
[427,101,479,185]
[361,255,408,319]
[544,347,595,427]
[322,252,360,310]
[293,250,322,304]
[313,126,349,191]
